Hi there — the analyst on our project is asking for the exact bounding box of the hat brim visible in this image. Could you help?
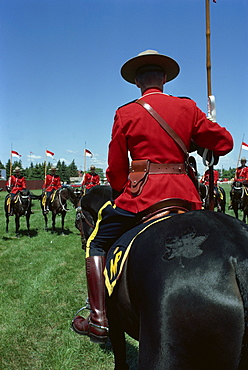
[121,54,180,84]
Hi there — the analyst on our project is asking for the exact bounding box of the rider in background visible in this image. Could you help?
[201,168,222,211]
[6,166,27,216]
[71,49,233,343]
[42,166,61,213]
[82,165,100,194]
[229,157,248,209]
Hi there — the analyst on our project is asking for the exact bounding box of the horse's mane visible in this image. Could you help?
[81,185,112,222]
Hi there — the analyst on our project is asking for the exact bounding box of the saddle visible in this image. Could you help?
[139,198,192,223]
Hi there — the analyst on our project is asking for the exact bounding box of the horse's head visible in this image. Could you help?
[233,181,243,189]
[66,186,80,207]
[75,185,112,247]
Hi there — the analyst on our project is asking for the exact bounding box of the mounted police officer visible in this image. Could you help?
[71,50,233,343]
[82,165,100,194]
[229,157,248,209]
[42,166,61,213]
[6,166,27,216]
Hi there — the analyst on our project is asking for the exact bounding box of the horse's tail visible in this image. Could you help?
[235,259,248,369]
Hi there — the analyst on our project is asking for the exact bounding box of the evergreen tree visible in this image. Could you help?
[68,160,79,178]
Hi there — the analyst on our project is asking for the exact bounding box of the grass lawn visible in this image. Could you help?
[0,183,240,369]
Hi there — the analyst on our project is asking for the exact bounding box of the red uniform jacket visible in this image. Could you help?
[82,172,100,190]
[7,175,26,194]
[106,88,233,213]
[201,169,219,186]
[43,174,61,192]
[234,166,248,182]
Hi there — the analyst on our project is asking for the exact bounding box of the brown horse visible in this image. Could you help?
[41,186,78,234]
[4,190,40,237]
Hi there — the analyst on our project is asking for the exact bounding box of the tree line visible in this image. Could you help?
[0,159,105,183]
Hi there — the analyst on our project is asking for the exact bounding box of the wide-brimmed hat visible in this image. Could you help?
[121,49,180,84]
[14,166,21,172]
[49,166,57,171]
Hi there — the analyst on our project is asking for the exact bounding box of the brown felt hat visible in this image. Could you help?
[121,49,180,84]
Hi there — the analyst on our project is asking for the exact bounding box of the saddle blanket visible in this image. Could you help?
[104,215,171,296]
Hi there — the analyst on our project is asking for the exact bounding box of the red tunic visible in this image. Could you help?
[202,169,219,186]
[234,166,248,182]
[7,175,26,194]
[43,174,61,192]
[82,172,100,190]
[106,88,233,213]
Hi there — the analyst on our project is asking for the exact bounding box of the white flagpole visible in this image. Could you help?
[84,142,86,174]
[236,134,245,169]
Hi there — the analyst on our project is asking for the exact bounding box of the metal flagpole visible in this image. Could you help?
[205,0,215,211]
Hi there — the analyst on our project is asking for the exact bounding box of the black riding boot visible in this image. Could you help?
[71,256,109,344]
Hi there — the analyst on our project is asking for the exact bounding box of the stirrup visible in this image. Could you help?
[71,298,91,322]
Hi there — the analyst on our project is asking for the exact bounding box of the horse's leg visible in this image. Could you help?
[107,302,129,370]
[26,213,31,237]
[51,212,56,234]
[61,211,66,235]
[6,214,9,233]
[15,215,20,237]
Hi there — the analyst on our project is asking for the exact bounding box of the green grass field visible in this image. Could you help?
[0,184,239,369]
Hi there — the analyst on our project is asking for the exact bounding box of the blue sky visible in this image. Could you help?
[1,0,247,176]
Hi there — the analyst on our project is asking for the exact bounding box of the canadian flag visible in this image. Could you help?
[242,142,248,151]
[46,150,54,157]
[85,149,93,157]
[11,150,21,158]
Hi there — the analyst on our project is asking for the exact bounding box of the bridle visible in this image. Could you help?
[76,199,94,246]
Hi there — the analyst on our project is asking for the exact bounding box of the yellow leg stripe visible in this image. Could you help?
[85,200,116,258]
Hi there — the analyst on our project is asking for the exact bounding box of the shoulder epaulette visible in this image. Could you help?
[117,99,137,109]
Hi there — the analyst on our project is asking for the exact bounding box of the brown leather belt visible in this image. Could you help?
[149,163,186,174]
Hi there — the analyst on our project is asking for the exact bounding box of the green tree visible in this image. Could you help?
[68,160,78,178]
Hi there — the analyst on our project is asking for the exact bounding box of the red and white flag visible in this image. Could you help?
[242,142,248,151]
[11,150,21,158]
[85,149,93,157]
[46,150,54,157]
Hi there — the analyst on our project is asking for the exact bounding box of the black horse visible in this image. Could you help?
[75,185,248,370]
[242,184,248,223]
[41,186,78,234]
[4,190,40,237]
[199,183,226,212]
[231,181,243,219]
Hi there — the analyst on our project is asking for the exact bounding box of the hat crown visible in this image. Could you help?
[138,49,160,57]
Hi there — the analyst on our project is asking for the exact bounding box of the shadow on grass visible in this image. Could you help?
[2,228,39,239]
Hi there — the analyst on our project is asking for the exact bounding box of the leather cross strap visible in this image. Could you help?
[136,99,188,158]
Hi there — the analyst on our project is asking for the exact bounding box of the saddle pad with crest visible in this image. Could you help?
[104,215,171,296]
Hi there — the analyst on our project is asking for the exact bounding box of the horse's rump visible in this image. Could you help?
[111,210,248,369]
